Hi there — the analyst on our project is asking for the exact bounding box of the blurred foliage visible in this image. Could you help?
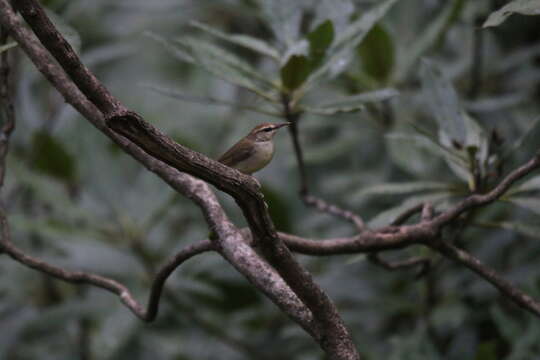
[3,0,540,359]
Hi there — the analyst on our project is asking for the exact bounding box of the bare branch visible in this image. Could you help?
[282,95,366,231]
[0,25,14,188]
[368,253,430,272]
[4,1,358,357]
[431,240,540,317]
[391,203,424,226]
[431,152,540,227]
[0,208,213,320]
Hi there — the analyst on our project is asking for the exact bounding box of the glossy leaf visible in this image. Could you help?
[189,21,280,60]
[357,23,395,83]
[306,0,399,88]
[484,0,540,28]
[280,54,311,91]
[308,20,335,68]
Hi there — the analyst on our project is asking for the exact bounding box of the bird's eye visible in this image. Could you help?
[263,127,273,132]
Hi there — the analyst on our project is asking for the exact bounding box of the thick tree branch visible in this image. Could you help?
[3,2,357,357]
[0,1,319,341]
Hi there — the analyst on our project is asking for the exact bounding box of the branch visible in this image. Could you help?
[430,152,540,228]
[4,2,358,357]
[0,25,14,188]
[0,0,321,340]
[282,95,366,231]
[367,253,430,272]
[431,240,540,317]
[0,208,213,320]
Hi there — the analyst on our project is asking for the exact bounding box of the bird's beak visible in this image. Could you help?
[275,122,291,129]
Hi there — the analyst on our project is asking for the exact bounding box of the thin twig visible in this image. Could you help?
[367,253,430,271]
[391,203,425,226]
[282,94,366,231]
[0,25,15,187]
[431,240,540,317]
[0,208,214,321]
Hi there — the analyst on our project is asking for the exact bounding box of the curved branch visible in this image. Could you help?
[282,95,366,231]
[0,1,319,340]
[9,1,360,358]
[0,209,213,320]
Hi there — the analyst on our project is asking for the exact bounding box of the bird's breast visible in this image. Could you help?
[236,141,274,174]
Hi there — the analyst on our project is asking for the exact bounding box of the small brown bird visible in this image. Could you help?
[218,122,290,174]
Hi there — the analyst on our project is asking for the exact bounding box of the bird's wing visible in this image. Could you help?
[218,141,255,167]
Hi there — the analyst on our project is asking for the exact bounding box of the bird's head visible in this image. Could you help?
[249,122,290,142]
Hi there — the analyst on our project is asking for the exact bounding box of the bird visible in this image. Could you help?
[218,122,290,175]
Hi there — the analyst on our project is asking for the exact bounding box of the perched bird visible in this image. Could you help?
[218,122,290,175]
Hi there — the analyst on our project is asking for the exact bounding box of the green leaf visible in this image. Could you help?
[0,42,17,54]
[506,197,540,216]
[171,37,278,100]
[368,193,452,228]
[420,59,467,145]
[501,115,540,161]
[333,0,399,52]
[261,185,292,232]
[306,0,399,89]
[142,84,281,117]
[507,175,540,196]
[357,24,395,83]
[474,342,497,360]
[146,31,195,64]
[478,221,540,239]
[484,0,540,28]
[304,88,398,115]
[31,131,77,183]
[393,0,464,83]
[280,55,311,91]
[256,0,306,46]
[307,20,335,68]
[352,181,454,201]
[189,21,280,60]
[491,306,523,341]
